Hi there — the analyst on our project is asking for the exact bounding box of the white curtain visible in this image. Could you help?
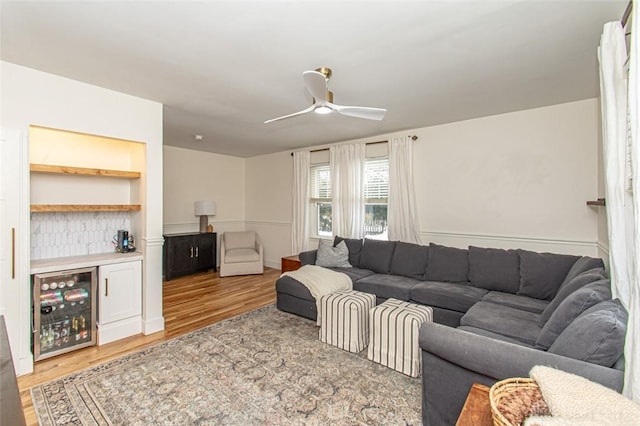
[600,11,640,402]
[291,151,310,253]
[330,143,365,239]
[388,136,421,243]
[625,0,640,402]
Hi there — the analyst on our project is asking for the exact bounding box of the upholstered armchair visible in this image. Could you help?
[219,231,264,277]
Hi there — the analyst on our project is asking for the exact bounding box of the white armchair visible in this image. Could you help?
[219,231,264,277]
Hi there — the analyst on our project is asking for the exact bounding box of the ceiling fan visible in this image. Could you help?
[264,67,386,124]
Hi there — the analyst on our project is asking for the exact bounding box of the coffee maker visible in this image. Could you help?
[117,230,130,253]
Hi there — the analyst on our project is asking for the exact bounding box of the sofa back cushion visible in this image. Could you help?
[224,231,256,250]
[535,280,611,350]
[561,256,606,286]
[316,239,352,268]
[359,239,397,273]
[517,250,580,300]
[333,236,363,268]
[389,241,429,280]
[425,243,469,283]
[539,269,607,325]
[548,299,627,367]
[468,246,520,293]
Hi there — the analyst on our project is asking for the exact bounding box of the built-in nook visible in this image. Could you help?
[29,126,145,259]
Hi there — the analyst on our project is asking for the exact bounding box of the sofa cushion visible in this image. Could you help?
[327,267,375,282]
[460,301,541,346]
[548,299,627,367]
[561,256,606,285]
[481,291,549,314]
[425,243,469,283]
[275,276,314,301]
[316,240,351,268]
[468,246,520,293]
[224,231,257,250]
[359,239,396,273]
[517,250,580,300]
[411,281,488,313]
[535,280,611,350]
[539,270,607,326]
[457,326,534,347]
[353,274,420,301]
[389,241,429,280]
[333,236,363,268]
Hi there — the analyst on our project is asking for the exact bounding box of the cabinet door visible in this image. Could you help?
[98,261,142,325]
[193,234,215,272]
[165,236,194,279]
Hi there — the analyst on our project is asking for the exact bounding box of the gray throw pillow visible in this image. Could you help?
[333,236,363,268]
[517,250,580,300]
[389,242,429,280]
[425,243,469,283]
[548,299,627,367]
[535,280,611,350]
[359,239,397,273]
[468,246,520,293]
[315,240,352,268]
[539,269,606,326]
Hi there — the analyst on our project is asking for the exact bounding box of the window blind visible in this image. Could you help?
[364,157,389,201]
[310,164,331,200]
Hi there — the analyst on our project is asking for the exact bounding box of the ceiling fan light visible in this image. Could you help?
[314,106,332,115]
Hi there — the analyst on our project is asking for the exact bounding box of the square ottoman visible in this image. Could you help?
[319,290,376,353]
[368,298,433,377]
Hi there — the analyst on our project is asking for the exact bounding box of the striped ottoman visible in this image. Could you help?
[319,290,376,353]
[368,298,433,377]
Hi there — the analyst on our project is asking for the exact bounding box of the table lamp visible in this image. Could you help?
[194,200,216,233]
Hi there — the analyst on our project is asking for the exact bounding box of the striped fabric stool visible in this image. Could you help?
[319,290,376,353]
[368,298,433,377]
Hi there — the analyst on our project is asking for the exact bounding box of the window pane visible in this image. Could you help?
[317,202,332,236]
[364,204,387,240]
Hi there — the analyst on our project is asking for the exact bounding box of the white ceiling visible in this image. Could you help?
[0,1,627,158]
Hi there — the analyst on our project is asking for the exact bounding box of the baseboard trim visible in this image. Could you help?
[142,316,165,335]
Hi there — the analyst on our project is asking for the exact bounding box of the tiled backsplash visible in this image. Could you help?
[31,212,131,260]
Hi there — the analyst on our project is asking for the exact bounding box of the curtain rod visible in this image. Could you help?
[291,135,418,156]
[622,1,632,28]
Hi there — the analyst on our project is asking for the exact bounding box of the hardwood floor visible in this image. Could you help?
[17,267,280,425]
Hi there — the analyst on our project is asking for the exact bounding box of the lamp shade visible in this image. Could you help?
[194,200,216,216]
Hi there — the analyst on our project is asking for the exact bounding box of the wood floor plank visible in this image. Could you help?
[17,268,280,425]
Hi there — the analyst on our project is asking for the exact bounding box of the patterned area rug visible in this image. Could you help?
[31,305,421,425]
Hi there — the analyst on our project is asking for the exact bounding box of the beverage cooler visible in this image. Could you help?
[32,266,97,361]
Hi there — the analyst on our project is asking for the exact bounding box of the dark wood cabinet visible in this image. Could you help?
[164,233,217,280]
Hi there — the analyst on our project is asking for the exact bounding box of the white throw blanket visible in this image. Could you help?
[524,366,640,426]
[281,265,352,325]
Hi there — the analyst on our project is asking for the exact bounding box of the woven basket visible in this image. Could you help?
[489,377,540,426]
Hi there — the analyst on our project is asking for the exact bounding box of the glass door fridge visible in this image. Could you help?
[32,266,97,361]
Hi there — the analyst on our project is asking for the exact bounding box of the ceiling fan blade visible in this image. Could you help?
[331,104,386,121]
[264,105,315,124]
[303,70,328,104]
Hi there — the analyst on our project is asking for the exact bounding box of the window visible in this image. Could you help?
[310,164,332,237]
[309,158,389,239]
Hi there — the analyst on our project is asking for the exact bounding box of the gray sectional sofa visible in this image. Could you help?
[275,237,628,426]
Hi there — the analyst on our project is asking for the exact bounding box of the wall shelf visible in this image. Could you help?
[30,164,140,179]
[31,204,141,212]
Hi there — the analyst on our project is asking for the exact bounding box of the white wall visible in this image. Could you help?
[244,99,602,262]
[163,146,246,262]
[414,98,600,254]
[245,151,293,268]
[1,60,164,374]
